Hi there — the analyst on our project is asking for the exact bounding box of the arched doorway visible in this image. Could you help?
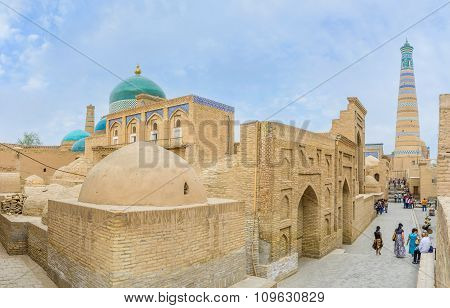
[342,179,352,244]
[297,186,319,258]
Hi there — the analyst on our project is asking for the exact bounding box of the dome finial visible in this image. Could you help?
[135,64,141,75]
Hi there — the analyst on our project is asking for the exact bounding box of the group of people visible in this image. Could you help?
[372,222,433,264]
[374,199,388,215]
[390,178,407,189]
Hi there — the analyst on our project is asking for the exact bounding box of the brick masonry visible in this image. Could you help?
[436,94,450,288]
[47,198,246,288]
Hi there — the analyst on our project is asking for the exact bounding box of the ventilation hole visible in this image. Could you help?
[184,182,189,195]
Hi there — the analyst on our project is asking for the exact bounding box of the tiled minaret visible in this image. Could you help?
[393,40,423,172]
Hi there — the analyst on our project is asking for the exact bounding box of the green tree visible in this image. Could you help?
[17,132,42,146]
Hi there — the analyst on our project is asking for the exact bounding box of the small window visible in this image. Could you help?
[114,130,118,136]
[153,122,158,131]
[184,182,189,195]
[132,126,136,134]
[175,119,181,128]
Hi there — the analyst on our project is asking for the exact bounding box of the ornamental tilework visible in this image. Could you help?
[399,84,415,88]
[109,99,137,114]
[145,109,164,121]
[398,117,418,121]
[108,117,122,128]
[396,132,419,137]
[168,103,189,118]
[193,95,234,113]
[398,102,417,107]
[400,72,414,77]
[399,89,416,94]
[126,113,141,125]
[394,150,421,156]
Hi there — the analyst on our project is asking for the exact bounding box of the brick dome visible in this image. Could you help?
[78,142,207,206]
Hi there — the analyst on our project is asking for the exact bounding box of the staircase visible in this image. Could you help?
[388,182,407,203]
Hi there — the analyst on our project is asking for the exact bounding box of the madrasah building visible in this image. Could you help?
[0,47,421,287]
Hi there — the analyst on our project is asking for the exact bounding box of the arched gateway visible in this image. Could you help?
[297,186,319,258]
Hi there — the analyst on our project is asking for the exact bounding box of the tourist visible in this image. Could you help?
[394,193,399,203]
[373,226,383,256]
[393,223,406,258]
[384,200,388,213]
[421,198,428,212]
[406,228,419,256]
[413,232,432,264]
[403,194,408,209]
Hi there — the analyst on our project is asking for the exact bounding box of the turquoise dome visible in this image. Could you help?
[71,138,86,152]
[95,117,107,132]
[62,129,90,144]
[109,66,166,113]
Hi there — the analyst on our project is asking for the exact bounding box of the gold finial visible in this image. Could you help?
[135,64,141,75]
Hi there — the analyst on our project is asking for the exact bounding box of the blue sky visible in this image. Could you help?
[0,0,449,158]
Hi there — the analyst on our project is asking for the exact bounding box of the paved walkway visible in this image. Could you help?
[0,244,55,288]
[280,202,436,288]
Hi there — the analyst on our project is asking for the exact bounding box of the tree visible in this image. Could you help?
[17,132,42,146]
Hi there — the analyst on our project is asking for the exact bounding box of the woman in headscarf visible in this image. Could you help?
[393,223,406,258]
[406,228,419,256]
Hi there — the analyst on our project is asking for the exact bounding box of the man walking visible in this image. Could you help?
[421,198,428,212]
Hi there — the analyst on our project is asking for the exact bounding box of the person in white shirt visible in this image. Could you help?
[413,232,432,264]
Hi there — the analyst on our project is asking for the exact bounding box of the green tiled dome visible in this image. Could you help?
[94,116,107,132]
[109,65,166,113]
[62,129,90,144]
[71,138,86,152]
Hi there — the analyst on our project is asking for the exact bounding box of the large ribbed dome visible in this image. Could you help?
[109,65,166,113]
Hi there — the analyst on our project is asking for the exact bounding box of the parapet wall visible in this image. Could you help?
[48,198,246,288]
[351,193,381,242]
[436,196,450,287]
[0,145,78,184]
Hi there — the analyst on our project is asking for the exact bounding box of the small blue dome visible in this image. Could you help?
[71,138,86,152]
[95,117,107,132]
[62,129,90,144]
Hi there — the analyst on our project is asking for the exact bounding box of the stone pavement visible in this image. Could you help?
[280,202,435,288]
[0,244,55,288]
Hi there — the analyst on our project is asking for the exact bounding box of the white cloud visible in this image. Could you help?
[21,75,48,91]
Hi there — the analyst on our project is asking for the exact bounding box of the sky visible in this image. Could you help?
[0,0,449,158]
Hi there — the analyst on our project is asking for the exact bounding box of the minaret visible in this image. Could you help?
[85,104,95,135]
[393,39,423,172]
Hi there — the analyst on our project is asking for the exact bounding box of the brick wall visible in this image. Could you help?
[27,221,49,272]
[436,94,450,288]
[0,214,28,254]
[0,145,77,184]
[435,197,450,287]
[47,198,246,288]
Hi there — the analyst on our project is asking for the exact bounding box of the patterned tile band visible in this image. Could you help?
[193,95,234,113]
[397,117,418,121]
[394,150,421,156]
[399,89,416,94]
[126,113,141,125]
[108,117,122,128]
[168,103,189,118]
[146,108,164,121]
[399,84,415,88]
[396,132,419,136]
[109,99,137,114]
[398,102,417,107]
[400,72,414,77]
